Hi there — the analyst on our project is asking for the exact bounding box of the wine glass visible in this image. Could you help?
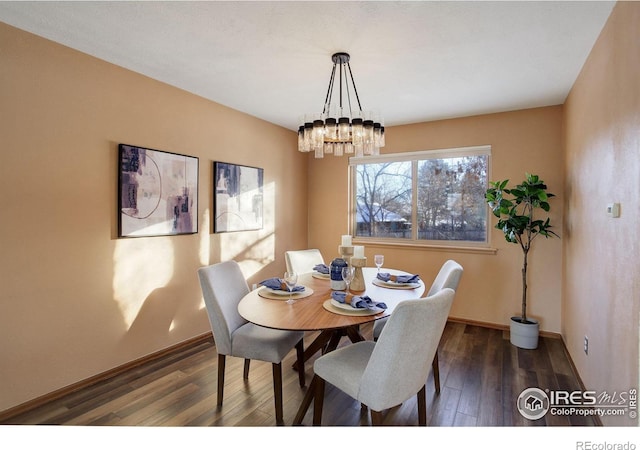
[283,271,298,305]
[374,254,384,273]
[341,266,355,295]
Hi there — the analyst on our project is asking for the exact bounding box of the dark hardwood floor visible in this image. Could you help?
[1,322,596,427]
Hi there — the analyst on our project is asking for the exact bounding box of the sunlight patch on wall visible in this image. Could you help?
[113,237,174,327]
[196,209,211,312]
[236,233,276,278]
[199,209,211,266]
[220,181,276,279]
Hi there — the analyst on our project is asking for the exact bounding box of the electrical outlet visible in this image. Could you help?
[606,203,621,218]
[584,336,589,355]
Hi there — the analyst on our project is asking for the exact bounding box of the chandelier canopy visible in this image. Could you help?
[298,52,385,158]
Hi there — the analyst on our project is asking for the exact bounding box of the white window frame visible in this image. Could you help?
[349,145,493,252]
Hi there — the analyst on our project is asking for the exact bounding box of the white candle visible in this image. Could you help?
[341,235,352,246]
[354,245,364,258]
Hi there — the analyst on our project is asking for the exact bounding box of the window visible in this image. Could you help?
[350,145,490,246]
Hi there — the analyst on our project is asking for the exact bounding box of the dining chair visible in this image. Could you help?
[285,248,325,274]
[312,288,455,426]
[197,260,305,425]
[372,259,463,395]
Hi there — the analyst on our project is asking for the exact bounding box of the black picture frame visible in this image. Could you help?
[118,143,198,238]
[214,161,264,233]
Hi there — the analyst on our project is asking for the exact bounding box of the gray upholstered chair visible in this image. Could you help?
[285,249,325,274]
[373,259,463,394]
[312,288,455,426]
[197,260,305,425]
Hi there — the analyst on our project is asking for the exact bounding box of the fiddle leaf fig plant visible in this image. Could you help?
[485,173,559,323]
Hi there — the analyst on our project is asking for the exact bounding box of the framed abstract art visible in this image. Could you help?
[118,143,198,237]
[214,161,263,233]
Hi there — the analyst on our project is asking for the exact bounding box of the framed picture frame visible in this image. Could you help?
[118,143,198,238]
[214,161,264,233]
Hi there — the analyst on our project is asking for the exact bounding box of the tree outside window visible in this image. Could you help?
[355,161,412,238]
[352,147,489,245]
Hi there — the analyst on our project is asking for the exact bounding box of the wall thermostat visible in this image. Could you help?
[606,203,620,218]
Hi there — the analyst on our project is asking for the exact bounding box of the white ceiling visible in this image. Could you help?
[0,1,616,131]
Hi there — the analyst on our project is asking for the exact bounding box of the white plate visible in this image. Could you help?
[265,286,306,296]
[375,279,421,288]
[330,298,383,313]
[312,272,330,279]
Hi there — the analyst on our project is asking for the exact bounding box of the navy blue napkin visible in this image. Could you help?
[331,291,387,310]
[260,277,304,292]
[376,272,421,284]
[313,264,330,274]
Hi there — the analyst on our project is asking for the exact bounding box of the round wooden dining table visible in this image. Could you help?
[238,267,425,331]
[238,266,426,425]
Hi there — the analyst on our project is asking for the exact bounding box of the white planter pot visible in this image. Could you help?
[510,317,539,349]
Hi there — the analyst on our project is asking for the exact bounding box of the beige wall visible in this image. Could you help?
[308,106,564,332]
[563,2,639,426]
[2,2,638,425]
[0,23,307,412]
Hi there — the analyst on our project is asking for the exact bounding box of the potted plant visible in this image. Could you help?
[485,173,559,349]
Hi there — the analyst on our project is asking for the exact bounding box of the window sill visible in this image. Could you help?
[352,239,498,255]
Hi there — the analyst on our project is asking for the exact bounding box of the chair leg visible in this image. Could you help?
[272,363,284,426]
[217,354,226,408]
[417,384,427,426]
[312,375,325,426]
[432,350,440,395]
[295,338,305,387]
[371,410,384,426]
[243,358,251,380]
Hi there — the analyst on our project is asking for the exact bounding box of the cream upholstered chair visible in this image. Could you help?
[312,288,455,426]
[285,249,325,274]
[197,260,305,425]
[372,259,463,395]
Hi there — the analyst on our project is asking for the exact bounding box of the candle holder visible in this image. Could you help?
[338,245,354,261]
[349,256,367,292]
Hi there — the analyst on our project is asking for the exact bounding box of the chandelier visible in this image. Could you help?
[297,52,385,158]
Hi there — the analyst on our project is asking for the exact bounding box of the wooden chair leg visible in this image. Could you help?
[417,384,427,426]
[432,350,440,395]
[371,409,384,426]
[295,339,305,387]
[272,363,284,426]
[313,375,325,426]
[243,358,251,380]
[217,354,226,408]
